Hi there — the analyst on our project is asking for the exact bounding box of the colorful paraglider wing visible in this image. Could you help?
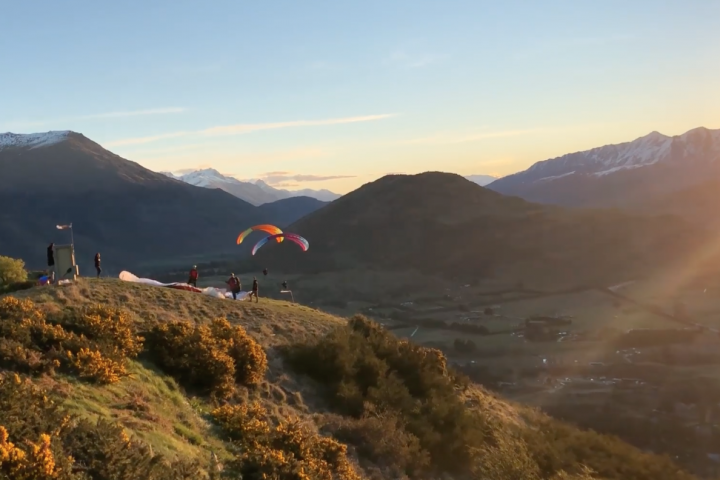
[251,233,309,255]
[251,236,272,256]
[236,224,284,245]
[284,233,309,251]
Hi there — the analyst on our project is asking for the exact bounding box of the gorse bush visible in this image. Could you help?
[285,315,698,480]
[0,298,141,383]
[0,256,27,287]
[319,411,429,479]
[146,318,267,398]
[58,304,144,358]
[0,426,72,480]
[0,372,206,480]
[286,315,483,474]
[212,402,361,480]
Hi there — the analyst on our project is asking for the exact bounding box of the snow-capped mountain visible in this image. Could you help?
[465,174,499,186]
[0,131,71,150]
[252,179,340,202]
[487,127,720,208]
[160,168,341,205]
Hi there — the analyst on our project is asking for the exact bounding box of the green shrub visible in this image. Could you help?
[146,318,267,398]
[0,373,207,480]
[285,314,698,480]
[0,256,28,286]
[0,280,36,294]
[320,412,429,478]
[286,315,485,473]
[453,338,477,353]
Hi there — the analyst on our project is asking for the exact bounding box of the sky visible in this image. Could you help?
[1,1,719,194]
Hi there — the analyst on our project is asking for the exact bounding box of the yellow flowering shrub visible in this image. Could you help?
[0,426,73,480]
[210,318,268,386]
[59,305,143,358]
[67,348,128,384]
[212,402,361,480]
[147,319,267,398]
[0,297,141,384]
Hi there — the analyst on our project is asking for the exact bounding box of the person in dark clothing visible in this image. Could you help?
[281,280,288,290]
[263,268,268,276]
[188,265,198,287]
[47,243,55,283]
[249,277,259,303]
[94,253,102,278]
[227,273,241,300]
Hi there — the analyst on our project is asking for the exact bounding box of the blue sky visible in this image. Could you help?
[2,0,719,193]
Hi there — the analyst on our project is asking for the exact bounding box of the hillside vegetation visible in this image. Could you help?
[0,279,700,479]
[256,172,707,289]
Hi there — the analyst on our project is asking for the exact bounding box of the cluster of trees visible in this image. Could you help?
[453,338,477,353]
[0,255,29,290]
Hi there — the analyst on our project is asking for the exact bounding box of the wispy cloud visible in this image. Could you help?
[257,172,356,185]
[106,113,398,147]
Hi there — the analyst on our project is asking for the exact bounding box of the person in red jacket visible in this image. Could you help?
[188,265,198,287]
[226,273,241,300]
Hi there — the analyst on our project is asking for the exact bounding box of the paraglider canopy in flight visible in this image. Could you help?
[236,224,283,245]
[252,233,309,256]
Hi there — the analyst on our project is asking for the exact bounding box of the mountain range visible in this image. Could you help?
[4,127,720,284]
[160,169,340,205]
[255,172,708,288]
[0,131,326,273]
[487,127,720,213]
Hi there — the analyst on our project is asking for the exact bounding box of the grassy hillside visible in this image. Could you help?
[255,172,706,289]
[0,279,701,479]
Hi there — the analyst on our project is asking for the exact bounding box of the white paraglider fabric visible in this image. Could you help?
[119,271,248,300]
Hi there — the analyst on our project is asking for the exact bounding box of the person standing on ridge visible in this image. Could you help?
[282,280,288,290]
[188,265,198,287]
[94,253,102,278]
[227,273,241,300]
[249,277,259,303]
[47,243,55,283]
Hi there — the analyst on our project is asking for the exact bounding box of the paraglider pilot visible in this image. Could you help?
[47,243,55,283]
[263,268,268,276]
[249,277,259,303]
[282,280,288,290]
[94,253,102,278]
[188,265,198,287]
[227,273,241,300]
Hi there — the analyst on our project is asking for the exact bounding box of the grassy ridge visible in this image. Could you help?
[0,279,702,479]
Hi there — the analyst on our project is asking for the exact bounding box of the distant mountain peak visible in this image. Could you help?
[487,126,720,208]
[0,131,72,150]
[465,174,499,186]
[159,168,341,205]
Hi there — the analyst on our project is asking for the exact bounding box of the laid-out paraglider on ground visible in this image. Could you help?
[116,224,309,303]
